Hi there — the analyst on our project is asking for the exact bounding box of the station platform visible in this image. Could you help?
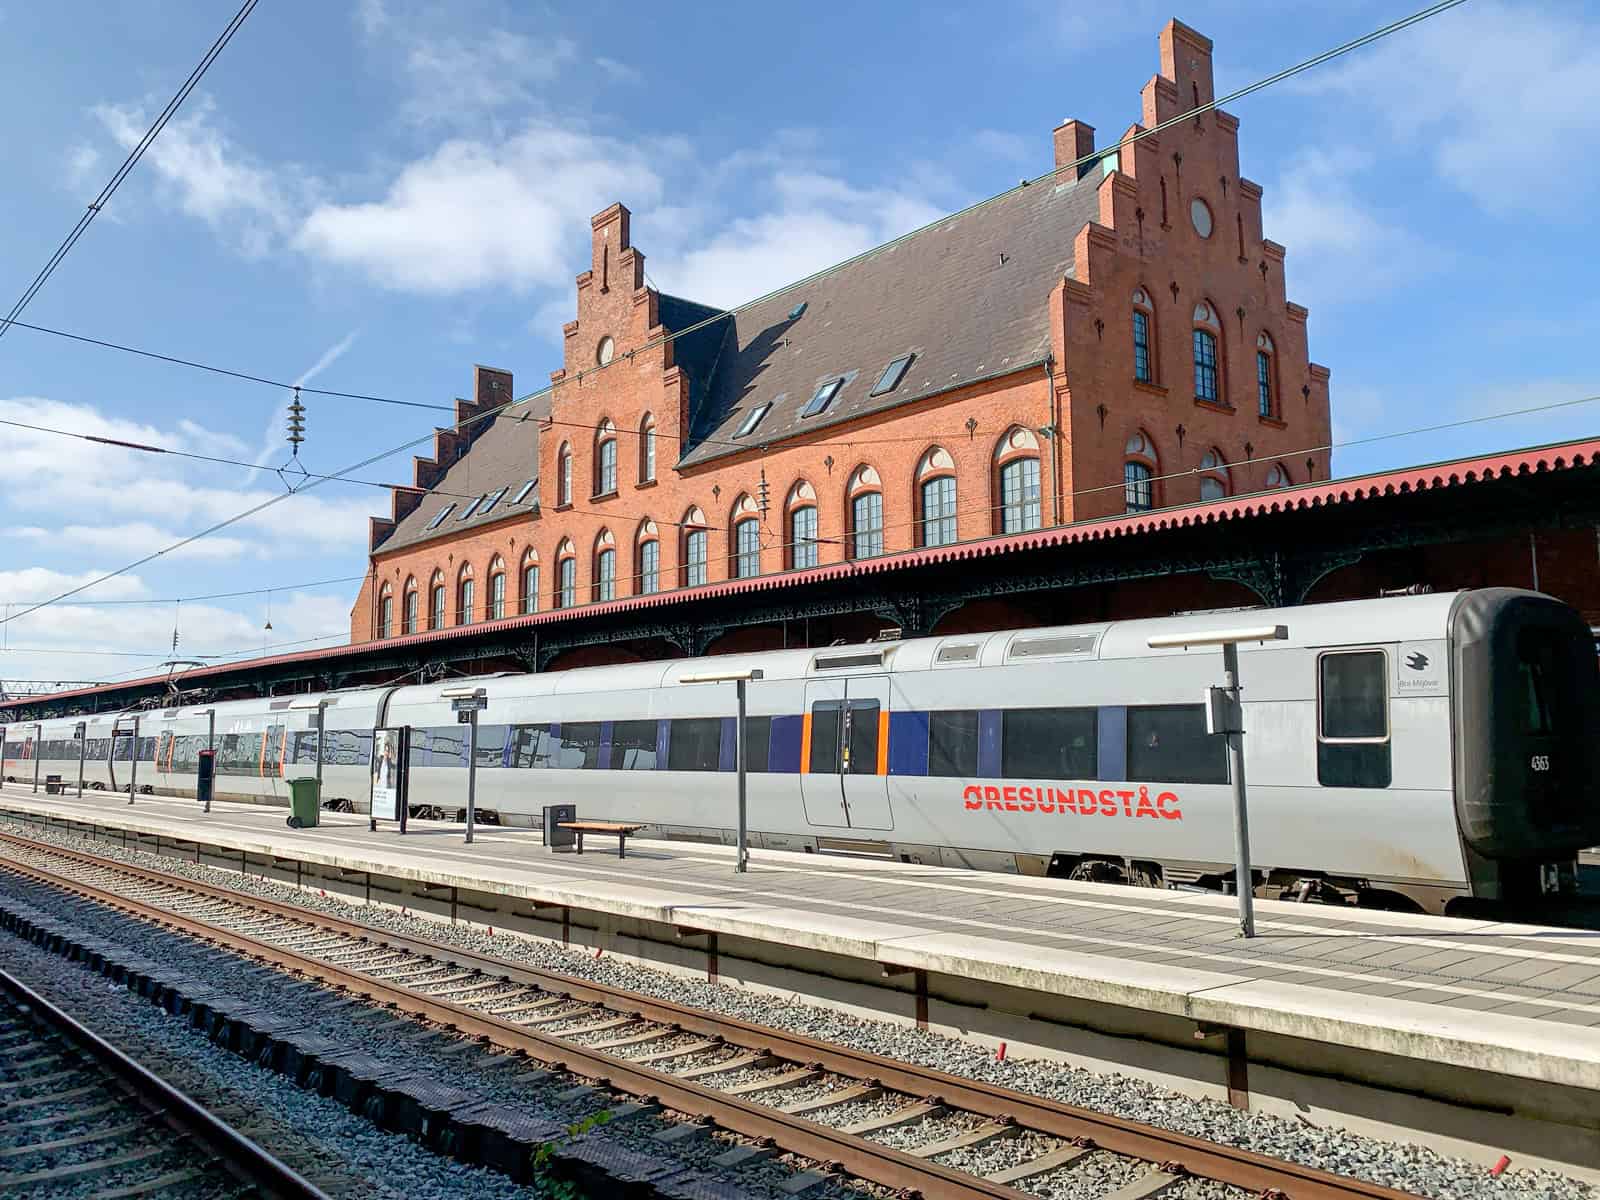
[3,783,1600,1175]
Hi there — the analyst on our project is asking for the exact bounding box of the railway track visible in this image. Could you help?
[0,957,327,1199]
[0,830,1422,1200]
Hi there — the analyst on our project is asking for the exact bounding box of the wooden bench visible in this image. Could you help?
[559,820,646,858]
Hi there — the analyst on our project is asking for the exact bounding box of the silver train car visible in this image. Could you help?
[5,588,1596,915]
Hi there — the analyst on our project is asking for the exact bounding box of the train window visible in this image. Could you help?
[808,702,843,773]
[1317,651,1391,788]
[927,710,980,777]
[511,725,557,769]
[668,718,722,772]
[429,728,469,767]
[1516,628,1561,736]
[475,724,508,767]
[1002,708,1097,778]
[846,700,880,775]
[613,720,660,770]
[551,722,603,769]
[1127,706,1227,784]
[741,716,773,773]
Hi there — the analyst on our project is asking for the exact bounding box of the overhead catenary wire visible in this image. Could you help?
[0,574,368,608]
[0,0,1470,629]
[0,0,259,346]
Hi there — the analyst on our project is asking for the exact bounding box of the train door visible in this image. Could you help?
[799,676,893,830]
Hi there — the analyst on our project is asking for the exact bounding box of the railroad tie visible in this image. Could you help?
[631,1038,717,1065]
[985,1144,1092,1185]
[838,1100,941,1136]
[778,1082,881,1115]
[720,1066,820,1097]
[676,1051,774,1080]
[907,1120,1017,1159]
[1099,1171,1185,1200]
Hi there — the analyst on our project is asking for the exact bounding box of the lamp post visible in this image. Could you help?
[288,697,333,813]
[442,687,488,844]
[113,716,141,804]
[32,722,41,793]
[75,722,87,797]
[679,668,765,873]
[1146,624,1288,938]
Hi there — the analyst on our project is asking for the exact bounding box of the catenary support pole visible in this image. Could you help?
[127,716,140,804]
[32,723,41,793]
[736,677,749,873]
[464,710,478,845]
[313,702,326,807]
[205,709,216,812]
[76,725,86,797]
[1222,641,1255,938]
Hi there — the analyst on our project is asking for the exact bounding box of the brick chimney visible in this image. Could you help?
[1053,120,1097,180]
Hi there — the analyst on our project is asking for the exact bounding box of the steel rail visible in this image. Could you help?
[0,962,331,1200]
[0,831,1422,1200]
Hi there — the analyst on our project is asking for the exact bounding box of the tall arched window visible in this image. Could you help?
[636,521,660,594]
[1264,462,1291,489]
[916,447,957,546]
[847,465,884,559]
[402,577,418,634]
[1256,332,1277,419]
[786,481,818,570]
[1132,287,1156,384]
[595,419,617,495]
[682,507,708,587]
[1124,431,1157,513]
[429,570,446,630]
[487,556,506,620]
[639,415,657,483]
[1193,302,1222,405]
[730,494,761,578]
[520,550,539,615]
[377,583,393,639]
[556,442,573,506]
[554,539,576,609]
[593,530,617,601]
[456,564,475,625]
[1199,448,1229,501]
[994,427,1042,533]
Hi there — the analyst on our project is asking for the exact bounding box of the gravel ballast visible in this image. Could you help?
[1,816,1593,1200]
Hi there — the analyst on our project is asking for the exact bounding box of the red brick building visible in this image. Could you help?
[350,19,1332,647]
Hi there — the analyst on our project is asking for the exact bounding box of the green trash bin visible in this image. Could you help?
[286,777,320,829]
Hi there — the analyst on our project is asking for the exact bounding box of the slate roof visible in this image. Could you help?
[378,392,546,555]
[675,166,1107,467]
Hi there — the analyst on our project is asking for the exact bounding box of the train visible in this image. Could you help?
[4,587,1596,916]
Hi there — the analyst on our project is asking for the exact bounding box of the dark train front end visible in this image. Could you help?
[1451,588,1600,911]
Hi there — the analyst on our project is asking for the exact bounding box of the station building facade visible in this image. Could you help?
[350,19,1332,649]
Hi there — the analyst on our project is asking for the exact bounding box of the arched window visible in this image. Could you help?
[1256,332,1277,419]
[487,556,506,620]
[595,419,617,495]
[786,481,819,570]
[636,521,660,594]
[1193,302,1222,405]
[730,494,761,578]
[556,442,573,506]
[429,570,446,630]
[1199,448,1229,501]
[847,466,884,559]
[377,583,393,639]
[1124,431,1157,513]
[520,550,539,615]
[1264,462,1291,489]
[639,414,657,483]
[402,577,418,635]
[682,507,708,587]
[995,427,1042,533]
[554,539,576,609]
[456,563,475,625]
[1132,287,1156,384]
[594,530,616,602]
[916,447,957,546]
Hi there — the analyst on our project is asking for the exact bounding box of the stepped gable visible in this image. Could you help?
[369,366,542,553]
[676,166,1105,467]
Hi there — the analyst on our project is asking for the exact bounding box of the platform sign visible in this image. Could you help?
[74,722,86,739]
[451,696,487,713]
[371,727,409,822]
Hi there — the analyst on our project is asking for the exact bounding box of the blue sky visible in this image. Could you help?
[1,0,1597,686]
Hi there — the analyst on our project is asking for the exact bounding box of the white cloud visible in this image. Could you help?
[594,56,642,85]
[295,125,662,294]
[1262,149,1444,307]
[14,524,250,562]
[92,98,305,256]
[652,172,944,309]
[1297,2,1600,217]
[64,144,100,187]
[355,0,387,37]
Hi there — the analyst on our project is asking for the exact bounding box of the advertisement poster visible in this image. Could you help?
[371,727,405,821]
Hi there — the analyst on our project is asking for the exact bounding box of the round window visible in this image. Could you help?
[596,336,615,366]
[1190,198,1213,239]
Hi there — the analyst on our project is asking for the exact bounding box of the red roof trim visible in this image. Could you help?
[9,436,1600,709]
